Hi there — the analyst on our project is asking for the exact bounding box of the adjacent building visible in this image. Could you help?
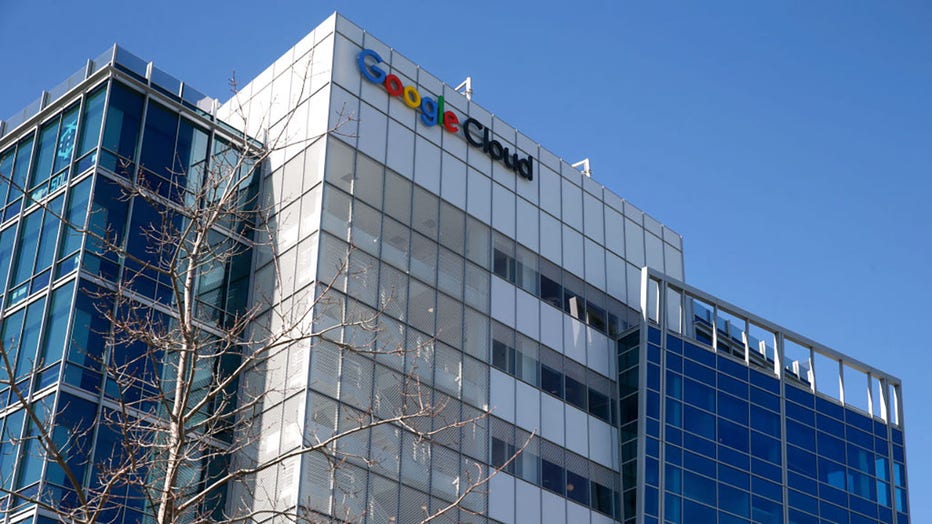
[0,12,909,524]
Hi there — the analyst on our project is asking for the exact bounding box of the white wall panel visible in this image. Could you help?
[488,472,515,524]
[540,393,565,446]
[490,369,516,423]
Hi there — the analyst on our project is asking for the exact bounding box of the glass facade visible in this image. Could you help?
[0,12,909,524]
[631,271,909,524]
[0,55,257,521]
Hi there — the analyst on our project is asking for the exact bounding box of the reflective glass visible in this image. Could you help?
[54,106,80,174]
[35,196,64,274]
[15,297,46,378]
[31,118,60,190]
[12,210,42,285]
[10,136,34,203]
[102,82,144,160]
[40,281,74,366]
[0,226,17,299]
[78,86,106,157]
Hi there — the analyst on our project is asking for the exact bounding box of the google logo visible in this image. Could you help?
[357,49,534,181]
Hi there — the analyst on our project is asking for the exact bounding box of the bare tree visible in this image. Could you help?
[0,48,523,524]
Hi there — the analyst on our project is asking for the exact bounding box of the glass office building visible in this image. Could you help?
[0,12,909,524]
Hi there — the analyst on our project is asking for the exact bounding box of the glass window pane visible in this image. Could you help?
[12,210,42,285]
[54,105,80,174]
[0,225,18,299]
[102,82,144,159]
[0,148,14,203]
[40,281,74,367]
[35,196,64,274]
[30,117,60,190]
[78,86,106,158]
[139,101,179,181]
[16,297,46,377]
[10,136,34,202]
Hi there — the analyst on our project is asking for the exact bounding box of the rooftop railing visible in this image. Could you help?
[640,266,904,427]
[0,45,221,141]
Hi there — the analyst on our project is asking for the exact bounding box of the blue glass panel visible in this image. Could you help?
[0,409,24,490]
[718,445,749,471]
[718,463,750,490]
[816,396,844,420]
[647,417,660,437]
[785,384,815,407]
[666,371,682,398]
[682,470,715,506]
[718,373,748,398]
[666,398,682,427]
[816,412,844,436]
[667,352,683,372]
[751,495,782,524]
[541,459,564,495]
[817,432,846,464]
[666,464,682,493]
[749,368,779,393]
[750,388,780,412]
[751,432,782,466]
[54,106,79,174]
[644,485,659,516]
[0,148,13,203]
[648,327,661,345]
[891,428,903,446]
[647,343,660,364]
[40,281,74,366]
[685,434,715,457]
[666,425,683,446]
[719,514,750,524]
[846,425,873,450]
[786,401,815,427]
[35,196,64,274]
[789,489,819,516]
[848,481,877,512]
[666,334,683,353]
[68,282,110,369]
[0,226,17,298]
[15,297,46,377]
[12,210,42,285]
[30,118,60,190]
[683,405,714,440]
[666,444,683,466]
[102,82,144,160]
[876,480,889,507]
[664,492,681,521]
[847,444,874,475]
[10,136,34,203]
[819,500,848,523]
[788,471,818,494]
[684,378,715,411]
[818,457,847,489]
[645,457,659,486]
[646,437,659,458]
[0,310,24,382]
[719,483,750,518]
[647,363,660,391]
[646,390,660,418]
[893,444,903,462]
[684,341,715,367]
[139,101,179,180]
[752,473,783,501]
[787,445,817,478]
[845,407,873,432]
[78,86,106,157]
[682,500,715,523]
[683,451,715,477]
[717,354,747,380]
[718,391,749,425]
[718,418,749,453]
[58,177,91,258]
[786,419,815,449]
[893,462,906,487]
[683,358,715,385]
[750,405,781,437]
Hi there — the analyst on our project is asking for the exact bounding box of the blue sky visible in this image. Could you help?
[2,0,930,519]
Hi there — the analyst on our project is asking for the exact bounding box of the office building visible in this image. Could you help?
[0,12,909,524]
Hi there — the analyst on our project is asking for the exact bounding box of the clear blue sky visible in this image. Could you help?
[2,1,930,519]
